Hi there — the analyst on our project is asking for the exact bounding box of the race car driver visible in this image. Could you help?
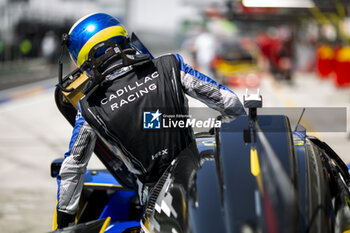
[55,13,246,229]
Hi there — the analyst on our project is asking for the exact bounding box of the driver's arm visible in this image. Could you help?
[56,102,97,228]
[173,53,246,117]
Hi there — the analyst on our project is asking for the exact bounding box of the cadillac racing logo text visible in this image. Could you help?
[100,71,159,111]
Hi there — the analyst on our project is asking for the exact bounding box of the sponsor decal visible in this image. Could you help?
[151,149,168,160]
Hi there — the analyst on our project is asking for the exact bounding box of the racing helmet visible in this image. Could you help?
[68,13,128,67]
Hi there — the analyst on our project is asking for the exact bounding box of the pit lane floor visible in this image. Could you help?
[0,72,349,233]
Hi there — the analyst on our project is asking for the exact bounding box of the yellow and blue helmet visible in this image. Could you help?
[68,13,128,67]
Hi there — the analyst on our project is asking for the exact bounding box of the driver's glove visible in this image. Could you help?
[57,211,75,229]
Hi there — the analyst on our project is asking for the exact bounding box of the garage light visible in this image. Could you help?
[242,0,314,8]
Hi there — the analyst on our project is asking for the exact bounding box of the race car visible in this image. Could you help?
[211,41,261,88]
[51,54,350,232]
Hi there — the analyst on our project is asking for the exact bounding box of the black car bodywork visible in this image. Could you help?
[140,115,350,233]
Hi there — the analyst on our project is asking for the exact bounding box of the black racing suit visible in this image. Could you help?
[56,53,246,227]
